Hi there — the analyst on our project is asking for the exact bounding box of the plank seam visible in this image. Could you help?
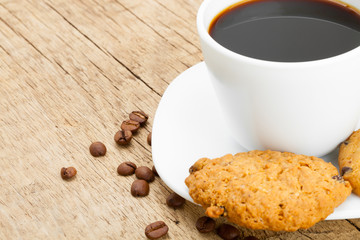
[45,2,162,98]
[0,17,51,63]
[346,219,360,232]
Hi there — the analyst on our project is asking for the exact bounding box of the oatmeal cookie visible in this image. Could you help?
[339,129,360,196]
[185,150,351,231]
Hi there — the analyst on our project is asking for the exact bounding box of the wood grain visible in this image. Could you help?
[0,0,359,239]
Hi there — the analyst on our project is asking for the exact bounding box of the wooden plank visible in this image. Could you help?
[44,0,203,95]
[0,0,359,239]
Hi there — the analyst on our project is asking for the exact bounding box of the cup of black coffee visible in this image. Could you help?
[197,0,360,156]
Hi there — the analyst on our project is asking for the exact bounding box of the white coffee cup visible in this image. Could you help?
[197,0,360,156]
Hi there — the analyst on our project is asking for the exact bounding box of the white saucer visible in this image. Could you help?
[152,62,360,220]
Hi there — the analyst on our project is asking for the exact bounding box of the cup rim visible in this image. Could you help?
[197,0,360,67]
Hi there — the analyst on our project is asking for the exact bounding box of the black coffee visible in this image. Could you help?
[209,0,360,62]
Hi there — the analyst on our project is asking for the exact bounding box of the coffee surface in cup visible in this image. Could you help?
[209,0,360,62]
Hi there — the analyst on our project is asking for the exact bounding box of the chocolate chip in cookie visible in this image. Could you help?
[341,166,352,176]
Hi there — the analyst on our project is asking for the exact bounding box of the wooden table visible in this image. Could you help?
[1,0,360,239]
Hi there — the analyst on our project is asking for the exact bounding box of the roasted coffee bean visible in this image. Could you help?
[129,110,148,125]
[195,216,216,233]
[166,192,185,209]
[244,236,260,240]
[152,166,159,177]
[145,221,169,240]
[121,120,140,133]
[89,142,107,157]
[147,132,152,146]
[117,162,137,176]
[61,167,77,180]
[216,224,240,240]
[114,130,132,145]
[135,166,155,182]
[342,166,352,175]
[131,180,149,197]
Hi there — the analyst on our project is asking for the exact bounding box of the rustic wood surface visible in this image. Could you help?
[1,0,360,239]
